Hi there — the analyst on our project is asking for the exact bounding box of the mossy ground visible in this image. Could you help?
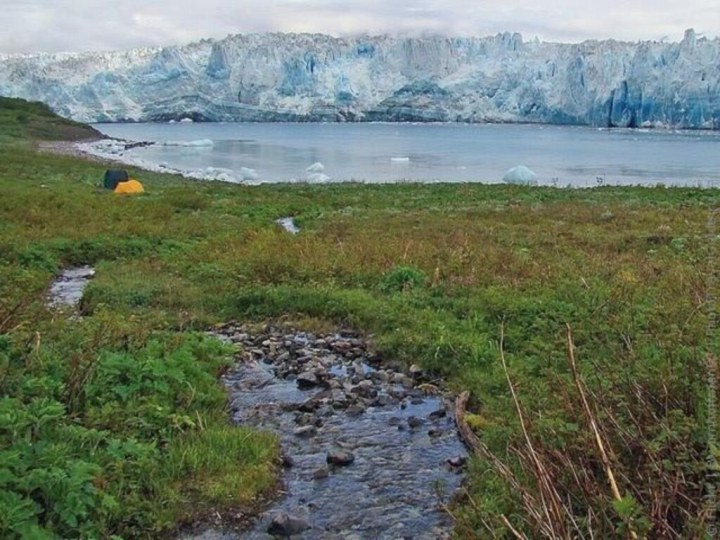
[1,98,718,537]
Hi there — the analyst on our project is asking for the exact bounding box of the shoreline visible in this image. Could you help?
[36,134,720,190]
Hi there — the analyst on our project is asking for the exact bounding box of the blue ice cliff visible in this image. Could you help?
[0,30,718,128]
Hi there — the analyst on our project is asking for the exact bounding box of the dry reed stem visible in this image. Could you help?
[566,323,639,540]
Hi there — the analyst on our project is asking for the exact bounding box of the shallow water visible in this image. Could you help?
[190,327,467,539]
[93,122,720,187]
[276,217,300,234]
[47,266,95,308]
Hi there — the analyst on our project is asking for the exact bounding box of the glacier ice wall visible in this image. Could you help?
[1,30,718,129]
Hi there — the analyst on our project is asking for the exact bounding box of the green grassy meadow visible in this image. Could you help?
[1,97,718,538]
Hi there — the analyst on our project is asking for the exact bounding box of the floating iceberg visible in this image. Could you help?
[240,167,259,181]
[307,172,330,183]
[306,162,325,173]
[503,165,538,185]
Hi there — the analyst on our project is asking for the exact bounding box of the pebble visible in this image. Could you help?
[296,371,319,389]
[313,467,329,480]
[447,456,467,468]
[293,425,317,438]
[267,513,311,536]
[327,449,355,466]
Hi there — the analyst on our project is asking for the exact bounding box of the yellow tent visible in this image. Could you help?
[114,179,144,194]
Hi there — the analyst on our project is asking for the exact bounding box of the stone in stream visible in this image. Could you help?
[267,513,311,536]
[312,466,329,480]
[429,408,447,420]
[350,380,375,398]
[327,449,355,466]
[447,456,467,468]
[293,425,317,438]
[409,363,424,377]
[345,403,366,417]
[296,371,319,389]
[407,416,424,429]
[297,397,321,413]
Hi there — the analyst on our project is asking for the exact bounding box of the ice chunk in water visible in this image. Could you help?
[240,167,259,181]
[503,165,537,185]
[307,172,330,182]
[306,161,325,173]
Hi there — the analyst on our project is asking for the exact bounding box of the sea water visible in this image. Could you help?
[92,122,720,187]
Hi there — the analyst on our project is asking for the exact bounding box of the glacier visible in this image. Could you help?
[1,29,719,129]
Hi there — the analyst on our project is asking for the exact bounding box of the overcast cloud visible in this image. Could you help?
[1,0,719,54]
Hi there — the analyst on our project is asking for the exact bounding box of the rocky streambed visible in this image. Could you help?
[199,324,468,539]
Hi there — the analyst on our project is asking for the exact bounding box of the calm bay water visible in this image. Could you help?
[93,122,720,187]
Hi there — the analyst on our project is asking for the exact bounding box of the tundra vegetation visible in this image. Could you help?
[0,96,717,538]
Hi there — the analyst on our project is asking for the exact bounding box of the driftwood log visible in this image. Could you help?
[454,390,535,513]
[454,391,482,453]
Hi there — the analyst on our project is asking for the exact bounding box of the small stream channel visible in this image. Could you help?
[194,325,467,539]
[47,266,95,308]
[276,217,300,234]
[46,268,468,538]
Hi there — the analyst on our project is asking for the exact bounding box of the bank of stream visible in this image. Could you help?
[193,324,468,539]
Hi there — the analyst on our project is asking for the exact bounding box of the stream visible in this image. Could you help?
[191,325,467,539]
[276,218,300,234]
[45,266,468,537]
[47,266,95,308]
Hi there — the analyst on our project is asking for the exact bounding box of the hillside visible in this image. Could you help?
[0,96,102,142]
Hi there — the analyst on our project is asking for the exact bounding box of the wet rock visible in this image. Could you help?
[297,371,319,389]
[409,364,423,378]
[345,403,366,417]
[428,427,444,437]
[297,397,321,413]
[293,425,317,438]
[408,416,424,429]
[327,449,355,466]
[447,456,467,468]
[330,390,350,408]
[313,466,329,480]
[281,452,295,468]
[410,397,425,405]
[393,373,414,388]
[327,379,342,390]
[294,413,315,426]
[350,380,375,398]
[429,408,447,420]
[267,512,311,536]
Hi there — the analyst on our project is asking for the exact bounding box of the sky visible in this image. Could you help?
[1,0,719,54]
